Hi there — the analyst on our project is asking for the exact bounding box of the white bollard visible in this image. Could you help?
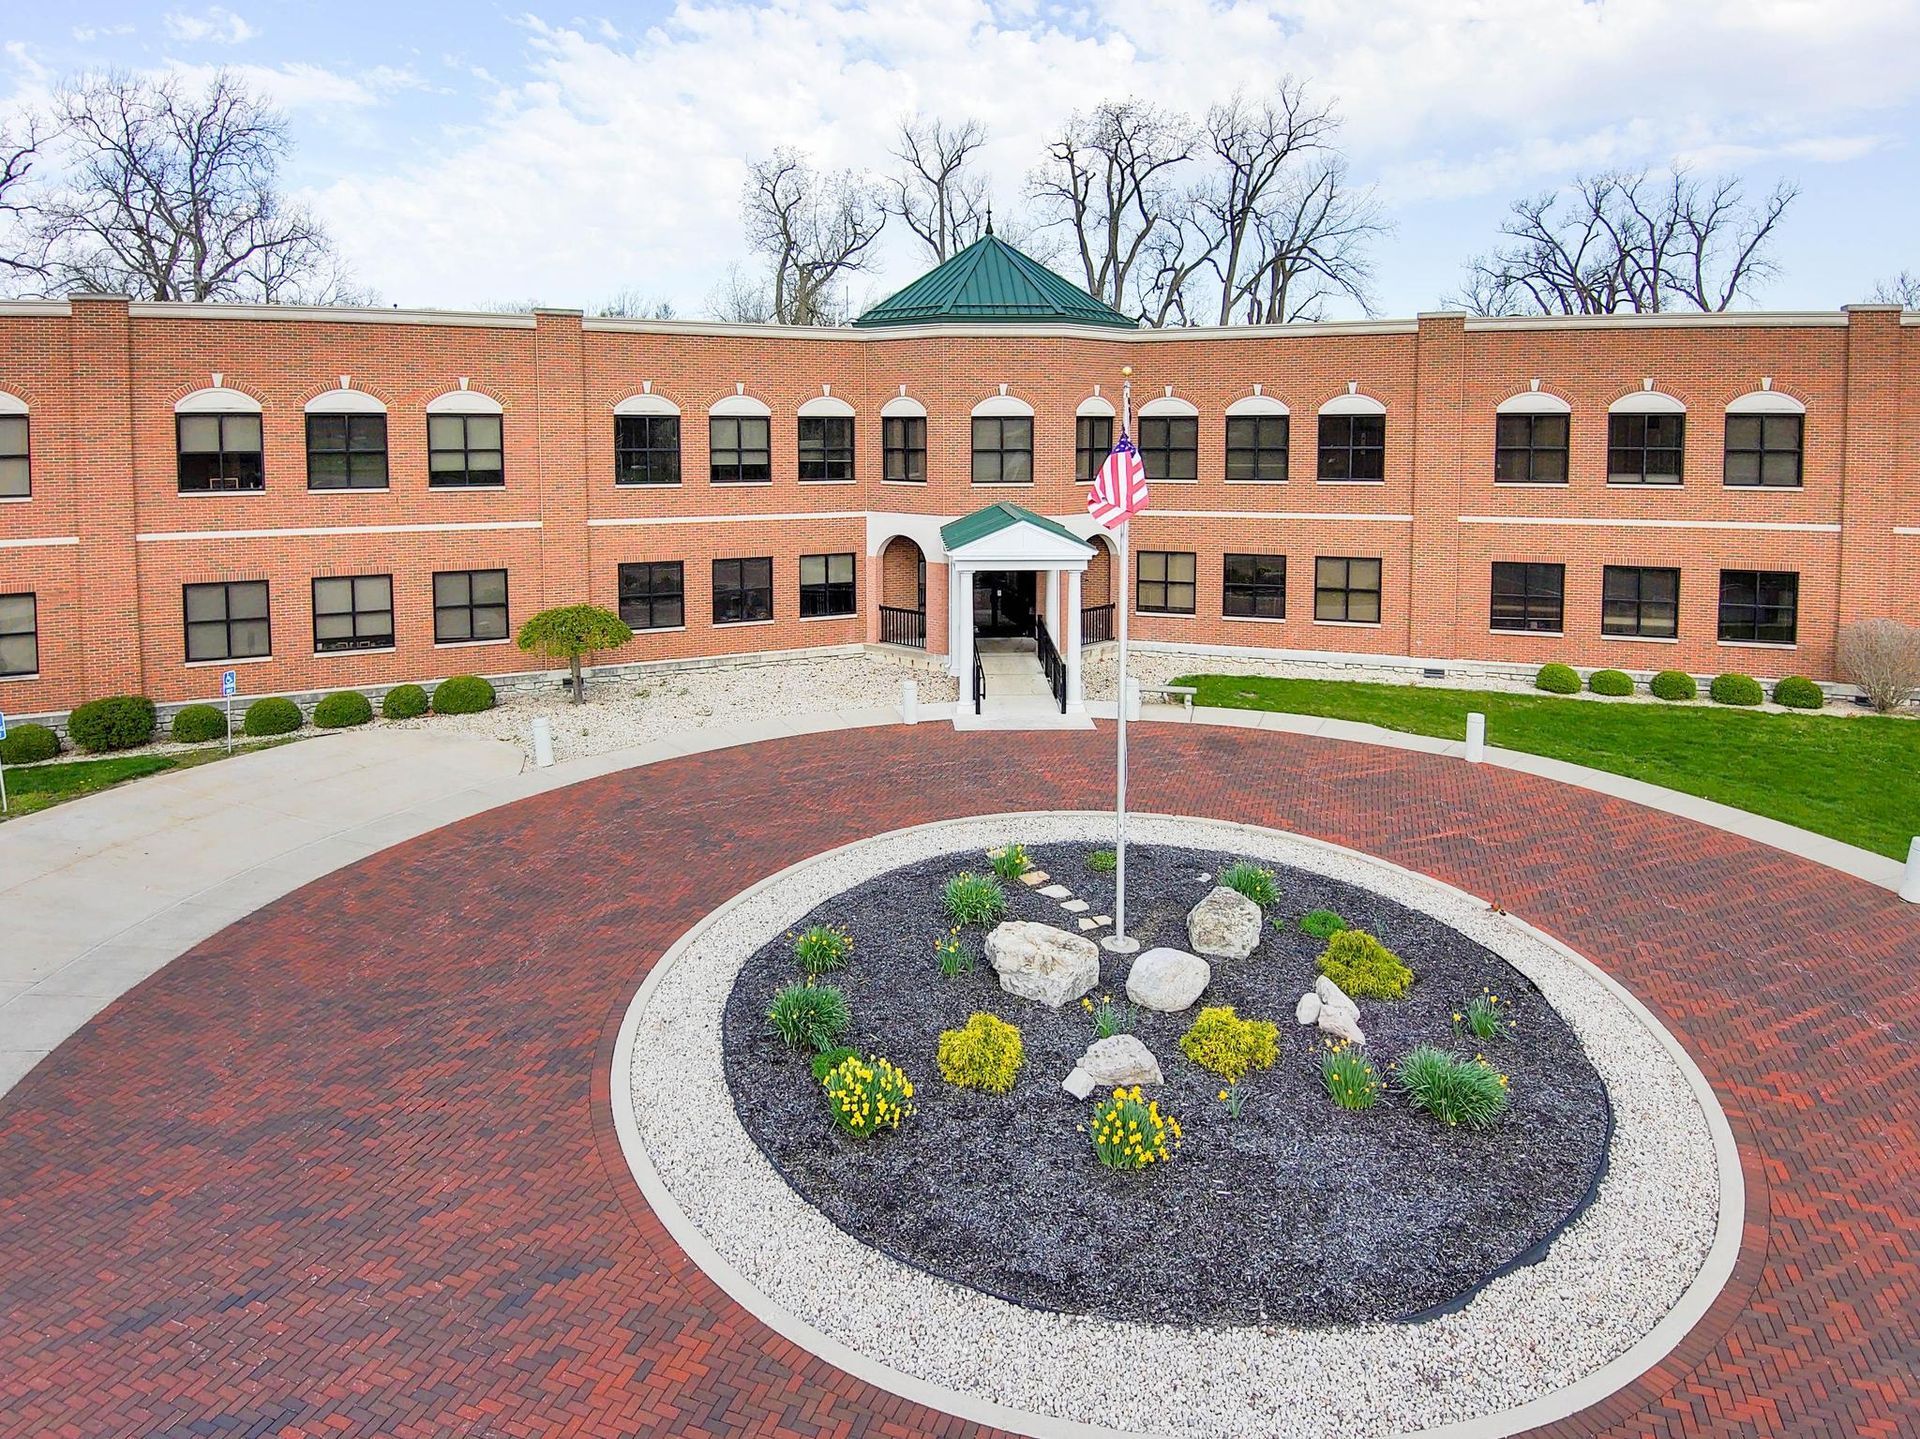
[1902,837,1920,904]
[1465,711,1486,763]
[530,716,555,768]
[900,678,918,725]
[1126,675,1143,722]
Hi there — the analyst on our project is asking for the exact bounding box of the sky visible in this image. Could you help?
[7,0,1920,318]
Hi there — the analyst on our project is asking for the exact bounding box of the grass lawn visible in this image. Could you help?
[1174,674,1920,861]
[0,740,298,822]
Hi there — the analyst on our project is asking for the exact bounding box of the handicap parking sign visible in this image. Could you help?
[221,670,237,697]
[0,710,8,740]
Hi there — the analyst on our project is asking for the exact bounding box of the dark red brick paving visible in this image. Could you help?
[2,725,1916,1438]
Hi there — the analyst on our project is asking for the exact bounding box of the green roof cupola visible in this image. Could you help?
[854,234,1137,330]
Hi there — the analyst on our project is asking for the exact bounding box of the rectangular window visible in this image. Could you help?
[177,412,264,492]
[0,592,36,677]
[1226,415,1289,482]
[306,413,389,491]
[427,413,504,488]
[1223,553,1285,619]
[1607,412,1684,485]
[799,552,857,617]
[1489,561,1565,633]
[1138,416,1198,483]
[432,568,509,643]
[1724,413,1803,488]
[713,557,774,624]
[1136,550,1197,615]
[710,416,771,484]
[971,415,1033,483]
[615,415,681,486]
[1075,415,1114,482]
[1494,413,1569,484]
[312,574,395,653]
[1718,569,1798,644]
[798,416,855,482]
[883,416,926,482]
[1602,566,1680,639]
[184,580,270,662]
[1317,413,1385,481]
[617,561,685,631]
[0,415,28,497]
[1314,556,1382,623]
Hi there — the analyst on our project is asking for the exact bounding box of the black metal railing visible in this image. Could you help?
[879,605,926,649]
[1081,603,1115,644]
[1035,618,1068,713]
[972,649,985,715]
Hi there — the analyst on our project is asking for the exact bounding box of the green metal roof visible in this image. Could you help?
[940,502,1095,552]
[854,234,1136,330]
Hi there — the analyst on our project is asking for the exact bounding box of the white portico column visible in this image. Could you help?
[951,564,974,687]
[1044,567,1062,640]
[1065,567,1084,709]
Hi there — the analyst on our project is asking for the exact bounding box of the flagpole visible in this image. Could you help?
[1107,368,1138,955]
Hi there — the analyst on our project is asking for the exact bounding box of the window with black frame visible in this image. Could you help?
[1138,415,1198,482]
[616,415,681,486]
[1223,553,1285,618]
[1075,415,1113,481]
[1136,551,1196,615]
[709,415,771,483]
[0,592,36,677]
[178,412,264,492]
[617,561,684,630]
[798,416,855,482]
[971,415,1033,483]
[184,580,270,661]
[306,413,389,490]
[427,413,504,487]
[1494,412,1569,484]
[1723,412,1803,488]
[1608,411,1684,484]
[1314,556,1382,623]
[1601,566,1680,638]
[1317,413,1385,480]
[714,556,774,623]
[799,552,856,616]
[1489,562,1565,633]
[0,414,29,497]
[883,416,926,482]
[432,568,508,643]
[312,574,394,653]
[1226,415,1289,482]
[1718,570,1798,644]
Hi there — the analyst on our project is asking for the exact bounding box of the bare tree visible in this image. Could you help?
[740,148,886,326]
[885,114,989,263]
[0,116,48,292]
[706,264,773,323]
[597,287,678,319]
[35,69,358,303]
[1869,271,1920,307]
[1237,157,1385,323]
[1836,619,1920,713]
[1454,166,1797,315]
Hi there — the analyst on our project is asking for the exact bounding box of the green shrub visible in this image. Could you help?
[1534,662,1580,695]
[1177,1005,1279,1083]
[1649,669,1697,702]
[1773,675,1824,710]
[1082,993,1134,1038]
[242,696,302,737]
[313,691,373,728]
[1453,988,1516,1042]
[988,843,1030,881]
[791,923,853,976]
[942,870,1006,926]
[1319,1039,1382,1111]
[431,674,496,715]
[0,721,60,764]
[932,928,975,978]
[68,695,156,753]
[1219,860,1277,907]
[821,1053,915,1137]
[1086,848,1117,874]
[936,1012,1025,1094]
[1709,672,1764,707]
[1317,928,1414,1000]
[768,981,850,1052]
[1088,1086,1180,1169]
[1395,1045,1511,1129]
[169,703,227,743]
[809,1045,858,1082]
[1587,668,1634,697]
[1298,908,1348,940]
[381,683,430,719]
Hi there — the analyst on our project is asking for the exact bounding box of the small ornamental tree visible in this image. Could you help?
[515,604,633,704]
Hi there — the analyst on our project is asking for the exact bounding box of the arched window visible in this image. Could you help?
[971,393,1033,484]
[176,386,264,493]
[426,388,504,488]
[1075,394,1114,483]
[1225,393,1289,483]
[1607,389,1685,486]
[0,390,28,498]
[1137,394,1198,483]
[709,392,772,484]
[797,394,856,483]
[304,386,389,491]
[614,393,681,486]
[1316,390,1385,482]
[881,394,927,483]
[1724,389,1805,489]
[1494,390,1570,485]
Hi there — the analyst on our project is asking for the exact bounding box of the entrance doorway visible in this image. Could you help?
[972,570,1036,637]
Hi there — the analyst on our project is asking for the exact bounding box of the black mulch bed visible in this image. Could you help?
[720,840,1611,1327]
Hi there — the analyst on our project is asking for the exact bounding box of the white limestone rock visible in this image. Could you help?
[985,920,1101,1008]
[1075,1034,1164,1087]
[1062,1067,1097,1100]
[1295,991,1322,1026]
[1126,947,1211,1012]
[1186,885,1262,960]
[1318,1005,1365,1046]
[1315,974,1360,1020]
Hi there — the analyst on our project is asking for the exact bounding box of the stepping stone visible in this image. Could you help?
[1088,915,1111,927]
[1019,871,1050,886]
[1060,898,1089,914]
[1076,918,1105,932]
[1039,884,1073,899]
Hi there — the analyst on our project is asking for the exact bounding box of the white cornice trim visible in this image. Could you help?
[136,520,542,542]
[1457,515,1841,533]
[128,301,538,328]
[1149,509,1413,523]
[0,534,80,549]
[1466,311,1848,332]
[0,301,69,318]
[588,512,865,526]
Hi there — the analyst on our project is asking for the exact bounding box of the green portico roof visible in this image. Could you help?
[854,234,1137,330]
[940,502,1095,552]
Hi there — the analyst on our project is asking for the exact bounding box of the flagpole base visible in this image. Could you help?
[1100,934,1141,955]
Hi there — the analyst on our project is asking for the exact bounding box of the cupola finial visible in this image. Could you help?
[985,203,994,238]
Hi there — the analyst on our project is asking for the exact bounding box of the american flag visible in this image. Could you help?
[1087,427,1149,529]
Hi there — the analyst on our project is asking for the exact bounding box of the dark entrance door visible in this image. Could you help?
[972,570,1037,637]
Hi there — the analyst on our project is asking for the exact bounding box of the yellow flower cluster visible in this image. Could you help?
[1089,1086,1182,1170]
[1454,987,1518,1041]
[1177,1005,1279,1083]
[822,1053,916,1138]
[933,926,974,978]
[989,842,1032,880]
[1319,1037,1382,1111]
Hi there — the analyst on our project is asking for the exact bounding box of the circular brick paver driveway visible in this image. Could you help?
[2,725,1915,1439]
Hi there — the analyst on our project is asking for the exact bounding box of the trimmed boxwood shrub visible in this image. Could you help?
[242,696,303,736]
[1649,669,1698,702]
[431,674,495,715]
[1534,662,1580,695]
[1587,668,1634,697]
[68,695,157,752]
[1773,675,1824,710]
[1709,672,1764,707]
[381,683,429,719]
[170,703,228,743]
[313,690,374,728]
[0,720,61,764]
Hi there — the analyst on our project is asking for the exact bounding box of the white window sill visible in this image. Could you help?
[971,481,1035,488]
[714,619,775,629]
[1135,610,1196,619]
[307,486,391,495]
[1718,639,1798,650]
[798,612,856,622]
[426,486,509,495]
[1224,479,1289,486]
[1722,484,1805,493]
[177,489,267,498]
[1488,628,1564,638]
[314,646,396,657]
[0,495,33,504]
[1148,478,1199,485]
[1312,618,1382,628]
[1223,614,1287,624]
[185,654,273,668]
[797,478,858,485]
[1602,633,1680,644]
[1491,482,1570,489]
[880,479,928,486]
[614,481,683,490]
[1605,481,1684,489]
[710,480,774,487]
[434,637,512,649]
[1317,480,1387,486]
[0,671,42,682]
[630,625,687,635]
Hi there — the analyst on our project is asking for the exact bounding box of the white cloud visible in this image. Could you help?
[72,24,136,41]
[163,7,258,45]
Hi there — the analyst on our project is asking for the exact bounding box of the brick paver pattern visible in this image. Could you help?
[1,726,1915,1438]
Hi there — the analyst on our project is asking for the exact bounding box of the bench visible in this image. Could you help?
[1137,683,1198,714]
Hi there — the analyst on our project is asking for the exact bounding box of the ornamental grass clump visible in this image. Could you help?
[821,1053,915,1138]
[942,870,1007,926]
[791,923,853,977]
[1319,1038,1382,1111]
[1081,993,1133,1038]
[768,981,850,1053]
[1219,860,1277,907]
[933,928,975,978]
[1297,908,1348,940]
[1088,1086,1180,1170]
[936,1012,1024,1094]
[1177,1005,1278,1083]
[1453,988,1516,1041]
[809,1045,858,1082]
[1395,1045,1510,1129]
[989,843,1031,881]
[1316,928,1414,1000]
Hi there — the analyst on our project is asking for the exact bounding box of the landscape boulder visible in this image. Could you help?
[1125,946,1211,1012]
[1063,1034,1163,1097]
[1186,885,1262,960]
[986,920,1100,1008]
[1295,991,1322,1026]
[1312,975,1365,1045]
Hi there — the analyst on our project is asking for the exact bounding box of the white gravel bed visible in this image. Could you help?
[622,813,1727,1439]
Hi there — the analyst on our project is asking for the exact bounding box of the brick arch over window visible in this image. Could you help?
[1084,534,1115,607]
[297,379,395,411]
[879,535,926,610]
